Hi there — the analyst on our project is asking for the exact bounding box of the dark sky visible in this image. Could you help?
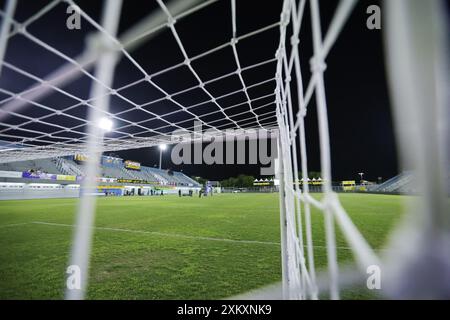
[0,0,399,182]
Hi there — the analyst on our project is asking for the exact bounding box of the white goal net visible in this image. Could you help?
[0,0,448,299]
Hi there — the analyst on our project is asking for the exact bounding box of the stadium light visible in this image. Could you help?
[159,144,167,169]
[358,172,364,184]
[98,117,113,132]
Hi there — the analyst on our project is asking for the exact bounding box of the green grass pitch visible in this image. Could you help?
[0,193,405,299]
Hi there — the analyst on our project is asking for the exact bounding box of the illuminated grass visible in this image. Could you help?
[0,193,404,299]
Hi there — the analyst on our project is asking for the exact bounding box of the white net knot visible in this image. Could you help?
[167,16,177,28]
[16,24,26,34]
[310,56,327,73]
[275,48,283,60]
[290,36,300,47]
[280,11,290,27]
[297,109,307,118]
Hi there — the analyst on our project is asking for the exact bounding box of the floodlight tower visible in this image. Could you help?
[159,144,167,170]
[358,172,364,184]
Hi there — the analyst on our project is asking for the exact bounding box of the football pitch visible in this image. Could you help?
[0,193,405,299]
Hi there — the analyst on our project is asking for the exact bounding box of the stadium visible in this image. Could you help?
[0,0,449,302]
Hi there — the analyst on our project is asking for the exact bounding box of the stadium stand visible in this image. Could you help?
[0,156,200,187]
[54,157,84,176]
[175,171,201,187]
[0,159,60,174]
[372,172,416,193]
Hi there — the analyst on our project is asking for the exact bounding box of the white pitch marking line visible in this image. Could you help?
[32,221,282,246]
[8,221,359,251]
[0,222,30,228]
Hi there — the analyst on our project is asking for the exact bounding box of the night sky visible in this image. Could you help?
[0,0,399,182]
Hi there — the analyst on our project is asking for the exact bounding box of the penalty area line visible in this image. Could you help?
[31,221,281,246]
[30,221,358,251]
[0,222,30,228]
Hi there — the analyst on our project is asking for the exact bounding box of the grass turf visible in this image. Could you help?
[0,193,405,299]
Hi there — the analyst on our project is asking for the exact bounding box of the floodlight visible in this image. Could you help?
[158,144,167,169]
[98,117,113,132]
